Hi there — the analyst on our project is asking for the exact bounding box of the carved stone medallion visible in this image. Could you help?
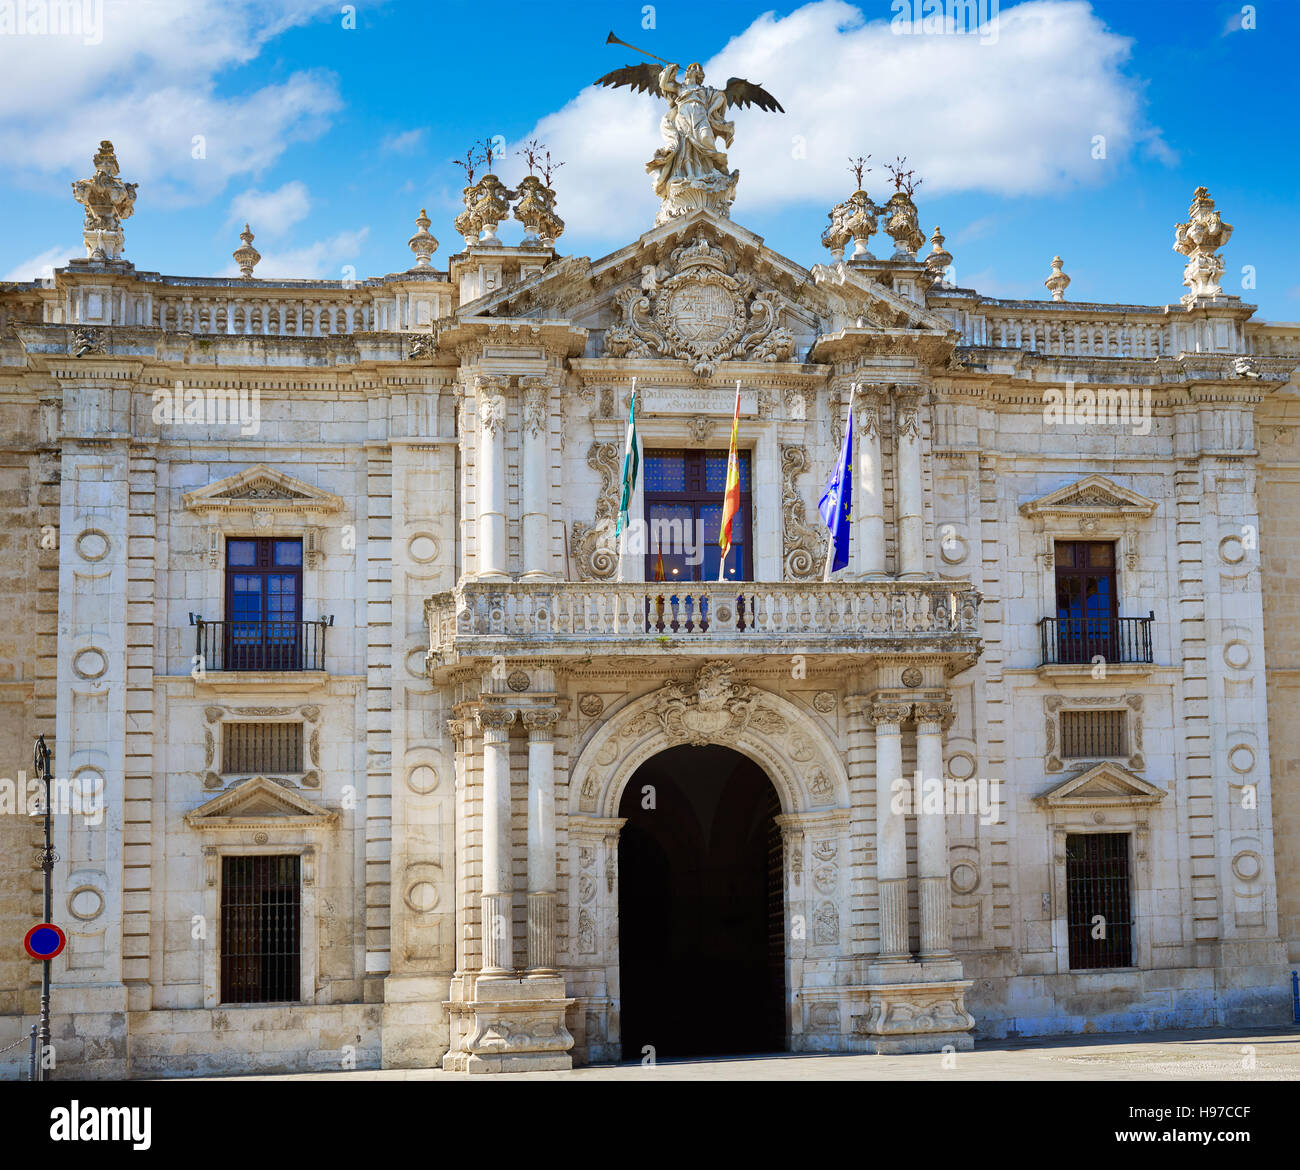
[605,234,794,377]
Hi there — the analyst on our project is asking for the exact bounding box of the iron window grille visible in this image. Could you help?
[1060,710,1127,758]
[1065,832,1133,969]
[220,854,301,1003]
[221,722,304,775]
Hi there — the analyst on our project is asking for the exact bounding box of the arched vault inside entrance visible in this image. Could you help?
[617,744,785,1061]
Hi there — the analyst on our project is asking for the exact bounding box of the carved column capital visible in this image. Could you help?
[854,385,885,438]
[870,702,913,728]
[475,706,517,735]
[521,707,560,740]
[476,375,508,437]
[894,387,923,440]
[447,717,472,749]
[520,378,549,439]
[914,701,955,733]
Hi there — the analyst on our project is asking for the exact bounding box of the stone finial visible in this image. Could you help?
[821,200,852,261]
[843,190,878,260]
[883,191,925,260]
[823,189,879,261]
[232,224,261,279]
[407,208,438,267]
[513,177,565,248]
[1044,255,1070,302]
[1174,186,1233,302]
[454,174,515,249]
[70,139,138,261]
[925,226,953,283]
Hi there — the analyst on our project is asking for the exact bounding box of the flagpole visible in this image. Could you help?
[822,382,858,582]
[719,379,741,583]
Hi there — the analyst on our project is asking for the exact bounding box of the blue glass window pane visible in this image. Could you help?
[227,540,257,567]
[644,453,686,491]
[703,451,750,492]
[274,540,302,566]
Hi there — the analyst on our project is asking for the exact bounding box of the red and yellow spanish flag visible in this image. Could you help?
[653,545,666,582]
[718,380,742,581]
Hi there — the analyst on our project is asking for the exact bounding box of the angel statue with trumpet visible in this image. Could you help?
[597,31,784,223]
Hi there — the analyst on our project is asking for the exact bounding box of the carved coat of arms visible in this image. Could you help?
[605,234,794,376]
[654,660,761,745]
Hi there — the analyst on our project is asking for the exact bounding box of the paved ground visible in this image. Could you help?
[200,1025,1300,1081]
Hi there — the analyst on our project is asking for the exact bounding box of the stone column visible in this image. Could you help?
[873,702,914,961]
[915,701,955,961]
[851,386,886,576]
[520,376,552,578]
[476,375,508,578]
[476,705,516,973]
[895,388,925,577]
[523,708,559,973]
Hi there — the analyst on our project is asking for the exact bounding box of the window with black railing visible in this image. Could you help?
[1042,540,1153,665]
[189,536,332,671]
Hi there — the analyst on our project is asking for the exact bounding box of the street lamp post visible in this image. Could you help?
[33,734,54,1082]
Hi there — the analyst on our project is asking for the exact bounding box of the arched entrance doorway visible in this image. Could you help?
[617,744,785,1060]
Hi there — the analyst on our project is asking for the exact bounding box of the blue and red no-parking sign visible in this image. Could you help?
[24,923,65,960]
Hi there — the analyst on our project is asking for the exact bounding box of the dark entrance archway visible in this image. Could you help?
[617,744,785,1061]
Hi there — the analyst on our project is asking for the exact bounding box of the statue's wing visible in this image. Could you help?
[594,63,663,97]
[724,77,784,113]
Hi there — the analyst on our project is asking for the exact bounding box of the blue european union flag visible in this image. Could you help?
[818,407,853,573]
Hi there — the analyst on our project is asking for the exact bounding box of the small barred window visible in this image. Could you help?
[221,722,303,775]
[1060,709,1126,758]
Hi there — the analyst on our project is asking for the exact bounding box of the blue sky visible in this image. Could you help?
[2,0,1296,319]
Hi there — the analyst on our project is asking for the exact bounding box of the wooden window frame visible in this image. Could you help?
[642,448,753,583]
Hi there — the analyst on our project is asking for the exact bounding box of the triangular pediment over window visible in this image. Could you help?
[1034,761,1167,809]
[1019,474,1158,520]
[182,464,343,517]
[184,775,338,831]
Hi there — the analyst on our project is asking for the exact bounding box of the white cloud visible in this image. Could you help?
[218,226,370,279]
[514,0,1166,244]
[0,0,343,204]
[3,244,78,282]
[382,129,425,154]
[227,181,312,238]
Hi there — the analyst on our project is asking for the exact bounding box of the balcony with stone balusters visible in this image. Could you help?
[425,578,982,674]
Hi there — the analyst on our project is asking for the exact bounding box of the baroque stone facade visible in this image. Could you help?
[1,137,1299,1077]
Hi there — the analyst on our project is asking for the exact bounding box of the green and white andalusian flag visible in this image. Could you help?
[616,379,639,539]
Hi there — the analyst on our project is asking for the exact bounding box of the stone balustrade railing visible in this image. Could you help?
[1250,326,1300,358]
[941,305,1176,357]
[33,274,453,335]
[427,579,981,660]
[151,291,377,336]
